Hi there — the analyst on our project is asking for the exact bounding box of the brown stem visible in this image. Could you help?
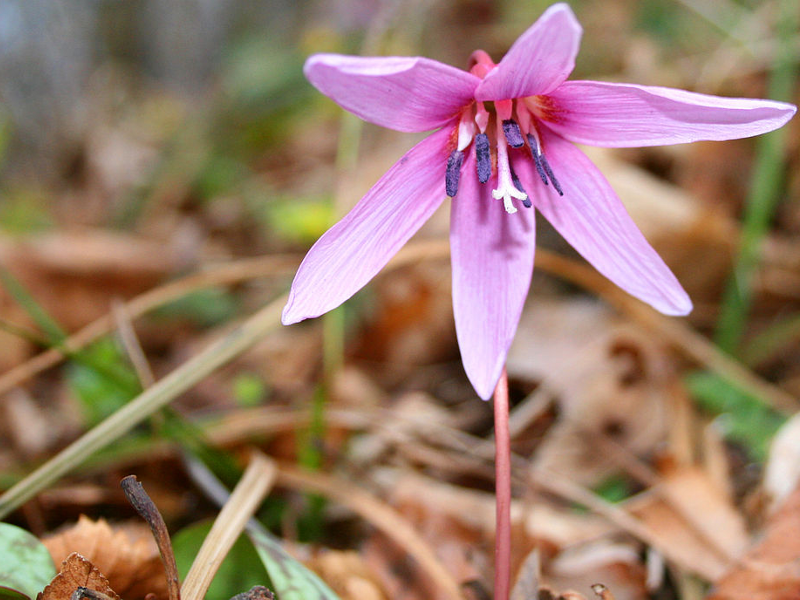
[121,475,181,600]
[494,368,511,600]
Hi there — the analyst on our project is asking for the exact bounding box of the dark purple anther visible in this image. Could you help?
[475,133,491,183]
[445,150,464,197]
[526,133,563,195]
[502,119,524,148]
[510,166,531,208]
[540,153,564,196]
[527,134,549,185]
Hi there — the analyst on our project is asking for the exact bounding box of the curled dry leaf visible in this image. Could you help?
[508,300,674,486]
[37,553,119,600]
[43,516,167,600]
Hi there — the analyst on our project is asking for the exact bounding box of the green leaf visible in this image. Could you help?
[0,523,57,600]
[686,371,785,461]
[152,288,238,328]
[0,267,66,345]
[262,196,334,245]
[232,374,267,407]
[249,528,340,600]
[172,521,269,600]
[593,475,632,503]
[0,587,32,600]
[67,338,141,426]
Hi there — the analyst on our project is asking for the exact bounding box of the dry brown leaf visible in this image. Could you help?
[38,553,120,600]
[657,466,748,562]
[44,516,167,600]
[509,300,674,486]
[626,492,729,581]
[0,231,182,333]
[706,483,800,600]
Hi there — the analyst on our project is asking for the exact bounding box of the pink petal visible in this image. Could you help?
[304,54,480,132]
[516,129,692,315]
[545,81,797,147]
[475,3,582,102]
[282,127,451,325]
[451,152,536,400]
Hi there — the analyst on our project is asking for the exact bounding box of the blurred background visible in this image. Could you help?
[0,1,798,600]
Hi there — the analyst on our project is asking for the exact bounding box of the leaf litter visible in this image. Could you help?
[0,2,799,600]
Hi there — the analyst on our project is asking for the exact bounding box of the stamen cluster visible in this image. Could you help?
[445,51,562,213]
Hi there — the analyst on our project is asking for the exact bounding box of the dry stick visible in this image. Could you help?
[275,463,466,600]
[120,475,181,600]
[494,369,511,600]
[111,299,156,387]
[181,452,277,600]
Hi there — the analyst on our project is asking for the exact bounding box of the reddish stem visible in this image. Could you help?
[494,368,511,600]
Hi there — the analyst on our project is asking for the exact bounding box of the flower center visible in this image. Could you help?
[445,54,563,210]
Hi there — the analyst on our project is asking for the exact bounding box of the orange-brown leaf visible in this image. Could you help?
[43,516,167,600]
[37,553,120,600]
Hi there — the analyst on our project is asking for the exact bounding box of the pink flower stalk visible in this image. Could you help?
[282,3,796,400]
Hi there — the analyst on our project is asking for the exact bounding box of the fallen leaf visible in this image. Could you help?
[37,553,119,600]
[656,466,748,563]
[509,300,674,486]
[626,492,729,581]
[44,517,167,600]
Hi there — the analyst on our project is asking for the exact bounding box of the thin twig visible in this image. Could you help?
[120,475,181,600]
[111,299,156,387]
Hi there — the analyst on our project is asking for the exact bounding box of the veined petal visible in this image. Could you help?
[451,152,536,400]
[545,81,797,147]
[517,129,692,315]
[305,54,480,132]
[282,127,451,324]
[475,3,582,102]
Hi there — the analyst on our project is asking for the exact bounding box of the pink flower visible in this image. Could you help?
[282,3,796,399]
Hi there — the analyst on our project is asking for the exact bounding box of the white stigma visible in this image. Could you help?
[492,183,525,214]
[492,119,526,214]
